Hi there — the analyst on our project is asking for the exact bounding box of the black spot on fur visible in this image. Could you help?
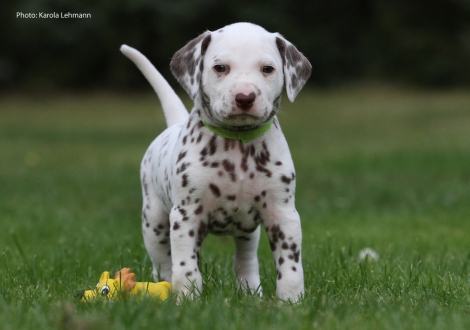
[256,165,272,177]
[176,151,187,164]
[270,241,276,251]
[281,172,296,185]
[194,205,204,215]
[186,118,193,129]
[224,139,236,151]
[281,175,291,184]
[253,211,262,223]
[254,141,271,166]
[176,162,190,174]
[208,135,217,155]
[222,159,236,182]
[209,183,221,197]
[182,174,189,187]
[196,132,204,143]
[270,225,280,234]
[226,195,236,201]
[173,222,180,230]
[178,207,187,217]
[200,147,208,161]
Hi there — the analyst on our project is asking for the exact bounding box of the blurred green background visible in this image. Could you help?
[2,0,470,92]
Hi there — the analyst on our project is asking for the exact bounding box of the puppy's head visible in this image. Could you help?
[170,22,311,129]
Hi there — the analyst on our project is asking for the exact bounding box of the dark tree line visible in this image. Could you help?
[2,0,469,91]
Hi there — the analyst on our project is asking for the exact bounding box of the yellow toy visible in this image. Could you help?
[77,268,172,301]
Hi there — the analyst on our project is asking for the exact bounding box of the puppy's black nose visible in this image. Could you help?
[235,92,256,111]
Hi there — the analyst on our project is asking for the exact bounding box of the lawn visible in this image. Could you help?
[0,86,469,329]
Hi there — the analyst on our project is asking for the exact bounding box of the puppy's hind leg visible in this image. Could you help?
[233,226,262,296]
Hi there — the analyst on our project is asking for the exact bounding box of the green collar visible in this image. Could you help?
[201,119,273,143]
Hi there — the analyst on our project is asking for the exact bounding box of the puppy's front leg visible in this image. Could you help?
[265,209,304,303]
[169,205,205,300]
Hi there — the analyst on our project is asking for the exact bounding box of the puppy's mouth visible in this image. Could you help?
[223,113,264,129]
[227,113,260,121]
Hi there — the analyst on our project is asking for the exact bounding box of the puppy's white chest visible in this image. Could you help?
[161,117,295,236]
[198,170,270,236]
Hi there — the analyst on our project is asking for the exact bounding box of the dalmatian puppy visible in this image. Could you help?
[120,22,311,302]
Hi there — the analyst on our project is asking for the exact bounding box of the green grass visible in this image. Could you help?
[1,86,469,329]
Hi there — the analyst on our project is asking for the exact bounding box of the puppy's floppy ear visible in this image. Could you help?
[170,31,212,100]
[275,35,312,102]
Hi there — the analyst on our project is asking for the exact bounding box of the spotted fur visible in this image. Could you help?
[123,22,311,303]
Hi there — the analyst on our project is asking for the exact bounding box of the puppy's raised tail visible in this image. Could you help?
[120,45,189,127]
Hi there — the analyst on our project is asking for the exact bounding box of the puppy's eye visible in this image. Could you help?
[262,66,274,73]
[214,65,226,73]
[100,285,110,296]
